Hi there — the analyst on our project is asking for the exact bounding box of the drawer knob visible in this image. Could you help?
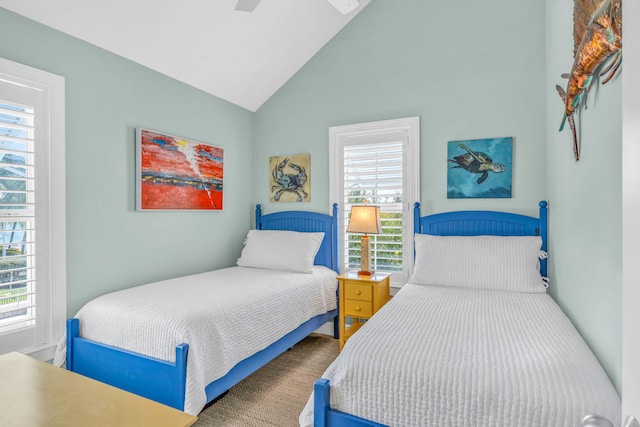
[355,306,361,311]
[355,290,361,295]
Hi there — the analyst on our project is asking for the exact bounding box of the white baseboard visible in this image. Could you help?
[313,321,335,337]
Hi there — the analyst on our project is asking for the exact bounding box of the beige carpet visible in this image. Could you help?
[194,334,339,427]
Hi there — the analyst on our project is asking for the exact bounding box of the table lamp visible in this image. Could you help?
[346,205,381,276]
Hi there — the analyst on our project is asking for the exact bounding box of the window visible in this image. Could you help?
[0,57,65,360]
[329,117,420,287]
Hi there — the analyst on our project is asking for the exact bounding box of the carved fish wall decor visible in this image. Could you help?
[556,0,622,161]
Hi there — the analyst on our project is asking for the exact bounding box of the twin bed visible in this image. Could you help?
[302,201,621,427]
[56,204,340,416]
[58,201,621,426]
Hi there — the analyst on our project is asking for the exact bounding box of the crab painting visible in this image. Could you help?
[270,156,309,202]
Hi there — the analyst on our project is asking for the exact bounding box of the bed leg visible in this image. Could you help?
[333,290,340,339]
[314,378,330,426]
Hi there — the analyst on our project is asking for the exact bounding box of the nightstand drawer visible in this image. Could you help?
[344,299,373,317]
[344,283,372,301]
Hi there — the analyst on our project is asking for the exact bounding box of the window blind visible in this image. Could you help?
[343,141,404,273]
[0,101,36,333]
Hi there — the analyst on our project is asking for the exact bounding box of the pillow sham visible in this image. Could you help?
[236,229,325,274]
[409,234,546,293]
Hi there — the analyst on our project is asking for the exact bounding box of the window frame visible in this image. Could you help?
[0,57,66,360]
[329,117,420,289]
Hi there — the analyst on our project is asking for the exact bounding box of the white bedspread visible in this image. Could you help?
[300,284,620,427]
[53,266,337,415]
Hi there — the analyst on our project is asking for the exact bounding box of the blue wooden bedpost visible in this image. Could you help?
[414,202,421,234]
[539,200,548,277]
[174,344,189,411]
[67,318,79,371]
[314,378,330,426]
[255,204,262,229]
[332,203,340,339]
[331,203,339,273]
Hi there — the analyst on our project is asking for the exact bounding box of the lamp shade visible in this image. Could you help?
[346,205,381,235]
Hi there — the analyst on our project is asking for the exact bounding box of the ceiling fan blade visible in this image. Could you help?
[235,0,261,12]
[326,0,360,15]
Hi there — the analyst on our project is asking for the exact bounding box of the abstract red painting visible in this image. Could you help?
[136,128,223,210]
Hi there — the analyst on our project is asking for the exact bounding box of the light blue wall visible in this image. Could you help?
[254,0,621,390]
[0,8,255,315]
[254,0,547,216]
[545,0,622,388]
[0,0,622,391]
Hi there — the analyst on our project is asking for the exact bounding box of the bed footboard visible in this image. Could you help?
[66,318,188,410]
[314,378,389,427]
[67,309,338,412]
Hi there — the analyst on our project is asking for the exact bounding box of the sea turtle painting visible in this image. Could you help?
[448,143,506,184]
[447,137,512,199]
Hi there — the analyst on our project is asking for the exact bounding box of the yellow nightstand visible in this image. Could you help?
[338,271,391,349]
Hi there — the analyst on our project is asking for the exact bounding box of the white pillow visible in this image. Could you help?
[237,229,325,274]
[409,234,546,293]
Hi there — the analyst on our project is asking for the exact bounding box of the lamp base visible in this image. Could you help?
[358,235,372,277]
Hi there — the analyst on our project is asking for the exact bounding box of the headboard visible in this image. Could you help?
[255,204,339,273]
[414,201,548,277]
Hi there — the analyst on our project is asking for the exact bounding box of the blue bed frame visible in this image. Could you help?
[313,201,548,427]
[66,204,339,412]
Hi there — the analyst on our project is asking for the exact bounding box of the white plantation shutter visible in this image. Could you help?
[343,142,404,274]
[0,102,37,336]
[330,117,420,286]
[0,57,65,359]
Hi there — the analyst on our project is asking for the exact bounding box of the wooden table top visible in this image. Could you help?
[0,352,197,427]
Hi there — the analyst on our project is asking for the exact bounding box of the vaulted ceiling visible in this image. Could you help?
[0,0,370,111]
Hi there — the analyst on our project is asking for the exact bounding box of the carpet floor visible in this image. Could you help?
[194,334,339,427]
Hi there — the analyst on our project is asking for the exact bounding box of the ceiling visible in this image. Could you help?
[0,0,370,112]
